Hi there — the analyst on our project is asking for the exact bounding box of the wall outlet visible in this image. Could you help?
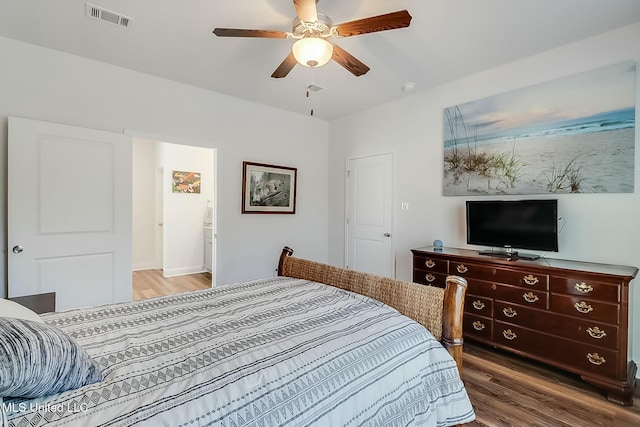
[401,202,409,211]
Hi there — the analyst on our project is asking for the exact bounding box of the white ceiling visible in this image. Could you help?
[2,0,640,121]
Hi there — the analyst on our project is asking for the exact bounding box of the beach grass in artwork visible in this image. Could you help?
[443,61,636,196]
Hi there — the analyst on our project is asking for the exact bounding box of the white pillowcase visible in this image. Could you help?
[0,299,44,323]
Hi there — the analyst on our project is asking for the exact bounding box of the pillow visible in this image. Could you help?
[0,317,103,398]
[0,299,43,323]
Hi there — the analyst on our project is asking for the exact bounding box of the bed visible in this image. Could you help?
[1,247,475,427]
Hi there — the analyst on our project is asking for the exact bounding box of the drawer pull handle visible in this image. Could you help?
[587,326,607,339]
[575,301,594,314]
[472,321,486,331]
[575,282,593,293]
[587,352,606,366]
[503,307,517,318]
[456,264,468,274]
[472,300,485,310]
[503,329,517,340]
[523,275,539,286]
[425,273,435,283]
[523,292,539,303]
[425,259,436,268]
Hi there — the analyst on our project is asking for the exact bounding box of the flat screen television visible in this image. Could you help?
[466,199,558,260]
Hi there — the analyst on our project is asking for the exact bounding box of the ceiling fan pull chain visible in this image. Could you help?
[310,67,315,115]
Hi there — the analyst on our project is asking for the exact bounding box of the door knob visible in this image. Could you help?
[12,245,24,254]
[383,233,391,237]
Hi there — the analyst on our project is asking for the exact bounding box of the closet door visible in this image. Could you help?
[8,117,132,310]
[346,153,394,277]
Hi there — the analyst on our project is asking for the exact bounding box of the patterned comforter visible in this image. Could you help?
[3,277,475,426]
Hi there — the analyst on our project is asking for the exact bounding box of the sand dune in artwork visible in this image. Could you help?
[443,128,634,195]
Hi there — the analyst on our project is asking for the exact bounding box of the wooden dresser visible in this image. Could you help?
[411,246,638,405]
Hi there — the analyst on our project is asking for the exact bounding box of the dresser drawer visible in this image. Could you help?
[494,301,618,349]
[551,294,619,324]
[493,322,619,378]
[466,277,548,307]
[464,313,492,341]
[413,255,448,274]
[413,269,447,288]
[494,301,533,326]
[572,320,618,349]
[450,261,492,279]
[550,276,620,303]
[466,277,495,298]
[494,284,548,310]
[450,261,549,291]
[507,270,549,291]
[465,294,492,317]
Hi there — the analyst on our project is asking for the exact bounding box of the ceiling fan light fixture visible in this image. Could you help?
[292,37,333,68]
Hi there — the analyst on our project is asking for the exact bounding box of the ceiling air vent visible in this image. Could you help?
[85,3,133,29]
[307,84,326,93]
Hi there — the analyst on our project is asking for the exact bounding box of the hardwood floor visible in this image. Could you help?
[130,272,639,426]
[132,269,211,300]
[463,341,640,427]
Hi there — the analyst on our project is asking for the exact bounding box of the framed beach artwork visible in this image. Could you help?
[443,61,636,196]
[172,170,201,193]
[242,161,297,214]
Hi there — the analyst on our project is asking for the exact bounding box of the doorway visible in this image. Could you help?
[131,137,216,300]
[345,153,394,277]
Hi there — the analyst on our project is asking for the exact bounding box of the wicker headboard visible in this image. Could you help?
[277,247,468,373]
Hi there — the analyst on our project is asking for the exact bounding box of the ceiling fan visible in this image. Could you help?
[213,0,412,79]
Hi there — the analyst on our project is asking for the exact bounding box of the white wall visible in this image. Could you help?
[0,36,329,297]
[160,142,213,277]
[132,139,215,276]
[328,23,640,368]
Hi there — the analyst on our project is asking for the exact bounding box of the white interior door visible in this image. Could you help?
[8,117,132,310]
[346,153,394,277]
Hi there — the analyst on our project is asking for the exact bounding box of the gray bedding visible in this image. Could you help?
[2,277,475,426]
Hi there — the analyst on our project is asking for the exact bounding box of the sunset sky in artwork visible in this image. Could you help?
[445,61,635,139]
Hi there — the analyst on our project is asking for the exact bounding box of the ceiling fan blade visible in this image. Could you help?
[271,52,298,79]
[213,28,289,38]
[334,10,412,37]
[331,44,370,77]
[293,0,318,23]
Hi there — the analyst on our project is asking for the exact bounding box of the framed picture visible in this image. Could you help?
[172,170,201,193]
[242,161,297,214]
[442,61,635,196]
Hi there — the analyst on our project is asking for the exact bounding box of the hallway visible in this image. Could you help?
[132,269,211,300]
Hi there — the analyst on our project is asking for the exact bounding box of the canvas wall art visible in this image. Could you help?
[443,61,636,196]
[172,170,201,193]
[242,161,297,214]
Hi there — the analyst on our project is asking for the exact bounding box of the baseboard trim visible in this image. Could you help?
[163,266,205,277]
[132,263,157,271]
